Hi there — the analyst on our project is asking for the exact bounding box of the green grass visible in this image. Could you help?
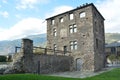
[85,68,120,80]
[0,68,120,80]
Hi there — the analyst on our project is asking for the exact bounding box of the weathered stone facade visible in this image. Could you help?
[4,39,73,74]
[46,3,106,71]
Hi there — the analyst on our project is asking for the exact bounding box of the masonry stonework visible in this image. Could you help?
[4,3,106,74]
[4,39,73,74]
[46,3,106,71]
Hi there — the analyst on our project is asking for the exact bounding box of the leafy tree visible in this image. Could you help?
[0,55,6,62]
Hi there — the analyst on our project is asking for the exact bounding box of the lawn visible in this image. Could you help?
[0,68,120,80]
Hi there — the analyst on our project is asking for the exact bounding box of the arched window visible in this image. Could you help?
[80,12,86,18]
[60,17,63,23]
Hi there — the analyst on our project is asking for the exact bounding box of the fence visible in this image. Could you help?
[15,46,71,56]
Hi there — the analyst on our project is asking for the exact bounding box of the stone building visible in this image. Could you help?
[105,42,120,56]
[46,3,106,71]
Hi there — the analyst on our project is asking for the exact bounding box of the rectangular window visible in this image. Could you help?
[111,47,116,53]
[53,28,57,36]
[74,41,77,50]
[54,44,57,51]
[70,41,77,50]
[69,25,73,33]
[96,39,98,48]
[69,24,77,33]
[95,21,98,31]
[51,19,55,25]
[69,13,74,20]
[73,24,77,32]
[70,41,74,50]
[60,17,63,23]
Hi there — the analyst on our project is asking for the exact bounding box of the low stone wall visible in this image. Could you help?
[32,54,73,74]
[3,39,73,74]
[4,54,73,74]
[0,63,9,74]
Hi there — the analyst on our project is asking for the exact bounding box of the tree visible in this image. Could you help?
[0,55,6,62]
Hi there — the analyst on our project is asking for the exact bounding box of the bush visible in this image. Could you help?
[0,56,6,62]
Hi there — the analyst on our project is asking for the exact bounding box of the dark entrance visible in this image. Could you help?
[63,46,67,55]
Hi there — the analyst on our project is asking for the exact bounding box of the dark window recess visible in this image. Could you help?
[96,39,98,48]
[111,47,116,53]
[63,46,67,54]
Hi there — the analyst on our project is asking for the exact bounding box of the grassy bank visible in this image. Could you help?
[0,68,120,80]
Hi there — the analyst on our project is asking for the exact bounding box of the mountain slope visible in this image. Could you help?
[105,33,120,43]
[0,34,46,55]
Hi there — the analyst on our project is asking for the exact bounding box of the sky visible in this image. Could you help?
[0,0,120,41]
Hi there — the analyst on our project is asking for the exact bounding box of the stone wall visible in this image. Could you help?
[92,6,106,71]
[33,55,73,74]
[46,3,106,71]
[4,39,73,74]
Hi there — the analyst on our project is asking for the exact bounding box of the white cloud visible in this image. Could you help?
[0,18,46,41]
[0,11,9,18]
[16,0,49,10]
[97,0,120,33]
[2,0,8,3]
[15,14,22,19]
[46,6,73,18]
[46,5,73,18]
[0,27,5,32]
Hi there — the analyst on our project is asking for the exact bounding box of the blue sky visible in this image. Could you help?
[0,0,120,41]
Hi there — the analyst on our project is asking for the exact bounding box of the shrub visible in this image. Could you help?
[0,56,6,62]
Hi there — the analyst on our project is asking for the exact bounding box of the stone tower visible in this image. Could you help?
[46,3,105,71]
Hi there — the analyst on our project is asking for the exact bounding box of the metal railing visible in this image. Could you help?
[33,46,71,56]
[14,46,71,56]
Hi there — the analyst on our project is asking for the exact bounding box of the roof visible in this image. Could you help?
[105,42,120,47]
[46,3,105,20]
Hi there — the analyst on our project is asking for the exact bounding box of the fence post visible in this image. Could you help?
[44,48,47,55]
[38,60,40,74]
[15,46,17,53]
[54,48,56,55]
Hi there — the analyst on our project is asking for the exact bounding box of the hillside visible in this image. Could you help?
[0,34,46,55]
[105,33,120,43]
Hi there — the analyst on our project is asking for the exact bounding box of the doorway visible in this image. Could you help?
[63,46,67,55]
[76,58,83,71]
